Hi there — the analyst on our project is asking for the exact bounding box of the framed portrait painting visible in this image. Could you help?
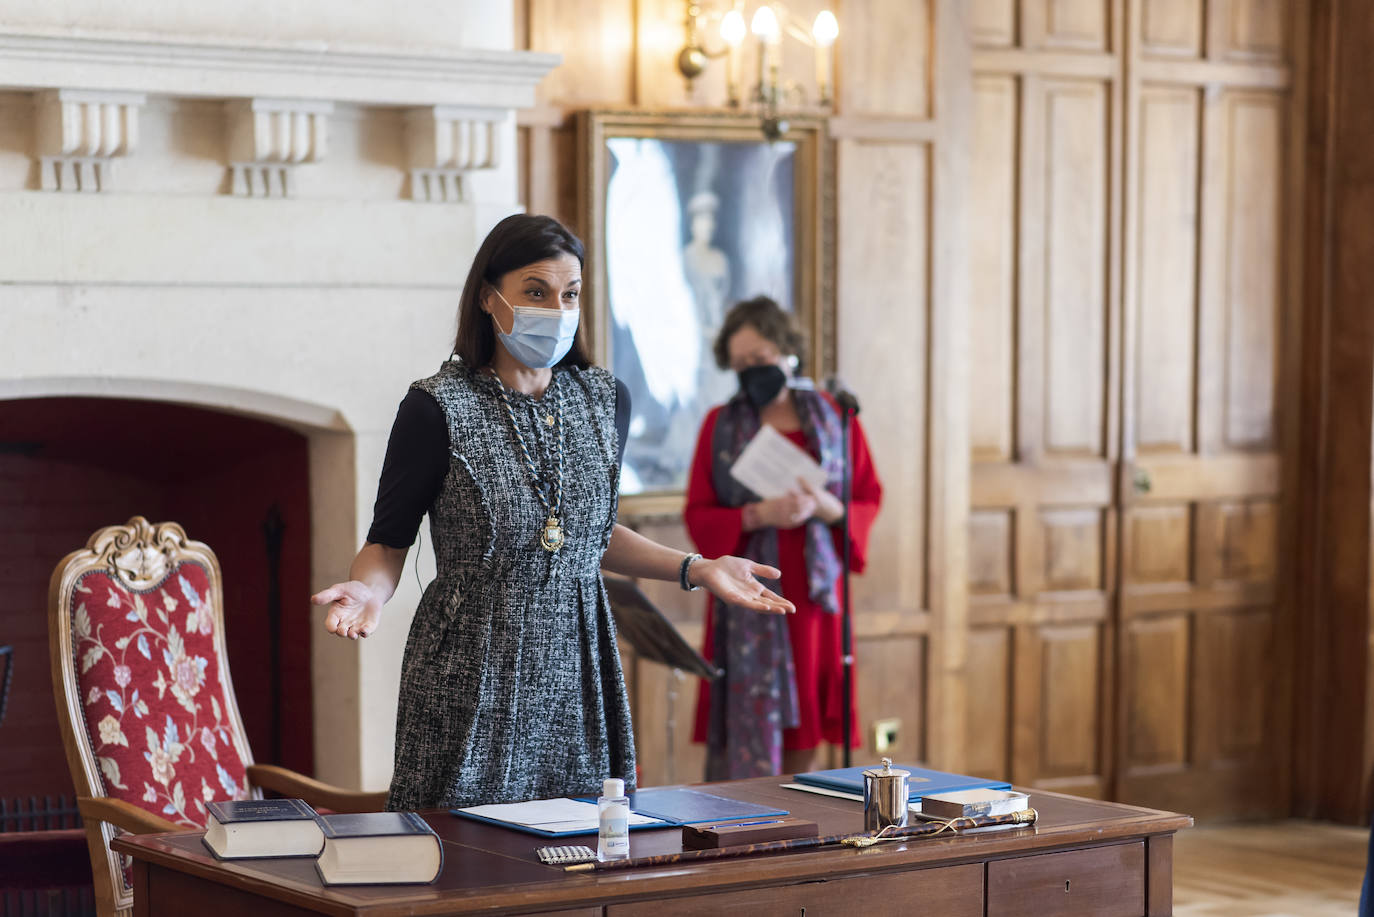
[578,110,834,516]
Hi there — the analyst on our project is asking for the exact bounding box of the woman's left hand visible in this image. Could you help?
[690,556,795,615]
[797,477,844,525]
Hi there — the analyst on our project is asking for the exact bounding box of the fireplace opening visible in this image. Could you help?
[0,396,315,820]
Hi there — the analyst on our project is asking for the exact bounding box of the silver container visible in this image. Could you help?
[862,758,910,831]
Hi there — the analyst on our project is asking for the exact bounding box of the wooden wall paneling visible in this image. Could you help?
[1271,0,1306,825]
[836,139,929,615]
[1044,0,1112,51]
[1116,0,1292,820]
[839,0,932,119]
[970,73,1019,466]
[1208,0,1289,63]
[1122,614,1190,771]
[1140,0,1204,58]
[973,0,1019,48]
[965,627,1013,777]
[970,0,1122,797]
[855,636,928,763]
[528,0,638,106]
[1132,84,1200,457]
[926,0,975,773]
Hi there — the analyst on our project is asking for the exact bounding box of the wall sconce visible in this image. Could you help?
[677,2,838,139]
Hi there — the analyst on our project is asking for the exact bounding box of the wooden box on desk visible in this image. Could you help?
[682,816,818,849]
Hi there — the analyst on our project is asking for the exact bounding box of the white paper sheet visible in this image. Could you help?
[457,798,666,834]
[728,425,828,499]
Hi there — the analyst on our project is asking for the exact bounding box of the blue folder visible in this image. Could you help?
[794,764,1010,802]
[618,787,787,826]
[453,788,788,837]
[451,808,671,838]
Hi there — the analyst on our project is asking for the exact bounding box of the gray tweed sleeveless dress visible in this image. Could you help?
[386,360,636,810]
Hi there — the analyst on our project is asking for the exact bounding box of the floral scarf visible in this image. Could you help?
[704,385,844,780]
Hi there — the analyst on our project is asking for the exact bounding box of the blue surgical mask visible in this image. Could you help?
[491,288,581,369]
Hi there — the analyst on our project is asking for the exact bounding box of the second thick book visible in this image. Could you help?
[201,798,324,860]
[315,812,444,886]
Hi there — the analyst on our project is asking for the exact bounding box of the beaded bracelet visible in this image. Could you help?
[679,553,703,592]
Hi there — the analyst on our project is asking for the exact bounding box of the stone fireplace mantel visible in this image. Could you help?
[0,27,560,109]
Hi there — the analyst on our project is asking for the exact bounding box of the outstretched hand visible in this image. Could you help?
[689,556,795,615]
[311,581,382,640]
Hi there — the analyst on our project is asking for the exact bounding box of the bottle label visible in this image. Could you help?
[598,803,630,859]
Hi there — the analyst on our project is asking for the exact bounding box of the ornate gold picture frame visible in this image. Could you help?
[577,109,834,517]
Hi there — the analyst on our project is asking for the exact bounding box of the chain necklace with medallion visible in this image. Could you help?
[489,367,566,551]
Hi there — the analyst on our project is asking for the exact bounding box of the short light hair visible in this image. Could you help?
[713,296,805,371]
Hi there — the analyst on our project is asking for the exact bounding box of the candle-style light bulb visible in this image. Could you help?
[812,10,838,105]
[721,9,746,46]
[812,10,838,46]
[721,9,746,106]
[750,6,780,103]
[751,5,780,43]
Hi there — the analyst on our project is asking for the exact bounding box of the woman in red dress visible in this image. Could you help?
[687,297,882,779]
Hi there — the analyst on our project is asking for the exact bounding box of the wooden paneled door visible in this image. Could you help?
[968,0,1297,819]
[967,0,1124,802]
[1116,0,1295,820]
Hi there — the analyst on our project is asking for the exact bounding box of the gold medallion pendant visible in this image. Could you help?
[541,516,565,551]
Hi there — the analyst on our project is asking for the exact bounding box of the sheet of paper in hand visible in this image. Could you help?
[728,424,828,500]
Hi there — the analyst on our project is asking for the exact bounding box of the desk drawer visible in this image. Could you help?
[987,841,1145,916]
[608,863,982,916]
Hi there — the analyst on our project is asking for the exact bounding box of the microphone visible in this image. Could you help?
[825,376,861,415]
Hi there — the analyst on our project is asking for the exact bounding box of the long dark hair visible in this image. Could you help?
[452,214,592,368]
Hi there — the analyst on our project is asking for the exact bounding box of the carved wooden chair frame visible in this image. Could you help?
[48,516,387,916]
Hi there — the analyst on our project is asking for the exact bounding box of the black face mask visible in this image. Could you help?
[738,364,787,407]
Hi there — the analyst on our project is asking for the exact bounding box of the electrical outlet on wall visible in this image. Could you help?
[873,717,900,753]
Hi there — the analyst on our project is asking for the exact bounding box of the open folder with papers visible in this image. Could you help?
[727,424,828,499]
[454,788,788,837]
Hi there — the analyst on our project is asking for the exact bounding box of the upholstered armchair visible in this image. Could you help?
[49,517,388,917]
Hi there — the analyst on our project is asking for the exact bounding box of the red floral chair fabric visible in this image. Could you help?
[49,517,386,917]
[72,562,251,828]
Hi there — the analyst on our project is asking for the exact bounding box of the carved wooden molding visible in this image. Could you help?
[34,88,145,191]
[225,98,332,198]
[405,105,503,203]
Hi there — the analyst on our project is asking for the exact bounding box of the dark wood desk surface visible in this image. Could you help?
[113,778,1192,916]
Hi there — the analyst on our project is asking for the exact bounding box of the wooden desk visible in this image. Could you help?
[113,778,1191,916]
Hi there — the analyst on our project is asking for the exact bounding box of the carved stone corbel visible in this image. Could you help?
[35,89,146,192]
[405,105,502,203]
[225,98,333,198]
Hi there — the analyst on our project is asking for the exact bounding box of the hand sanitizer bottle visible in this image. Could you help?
[597,777,630,861]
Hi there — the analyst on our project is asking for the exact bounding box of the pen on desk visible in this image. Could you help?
[711,819,783,828]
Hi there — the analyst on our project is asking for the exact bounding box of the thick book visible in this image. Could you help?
[794,764,1010,803]
[201,798,324,860]
[314,812,443,886]
[920,788,1030,819]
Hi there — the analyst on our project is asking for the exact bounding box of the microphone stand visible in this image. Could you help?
[830,385,860,769]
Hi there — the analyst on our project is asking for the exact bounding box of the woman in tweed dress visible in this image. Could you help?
[311,215,792,809]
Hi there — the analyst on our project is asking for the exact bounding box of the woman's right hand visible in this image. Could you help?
[746,491,818,531]
[311,581,383,640]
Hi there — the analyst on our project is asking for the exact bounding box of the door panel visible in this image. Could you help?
[970,0,1294,819]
